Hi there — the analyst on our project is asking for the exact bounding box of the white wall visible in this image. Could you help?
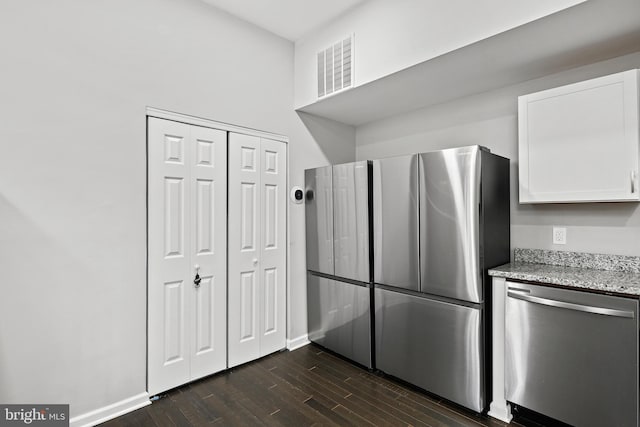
[294,0,585,108]
[287,113,356,344]
[0,0,355,420]
[356,52,640,256]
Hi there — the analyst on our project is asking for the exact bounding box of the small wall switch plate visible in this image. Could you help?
[553,227,567,245]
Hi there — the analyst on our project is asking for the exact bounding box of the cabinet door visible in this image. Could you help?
[518,69,639,203]
[228,134,287,367]
[148,118,227,395]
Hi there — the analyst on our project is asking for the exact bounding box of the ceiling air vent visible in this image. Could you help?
[318,35,353,99]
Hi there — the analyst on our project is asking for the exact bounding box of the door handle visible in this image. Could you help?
[193,264,201,288]
[507,286,530,294]
[253,258,259,266]
[507,291,635,318]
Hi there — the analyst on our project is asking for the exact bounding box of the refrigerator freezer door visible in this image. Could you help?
[307,273,372,368]
[372,155,419,291]
[333,161,370,283]
[419,146,482,303]
[305,166,334,275]
[375,287,484,412]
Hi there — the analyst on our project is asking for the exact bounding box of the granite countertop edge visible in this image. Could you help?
[489,262,640,297]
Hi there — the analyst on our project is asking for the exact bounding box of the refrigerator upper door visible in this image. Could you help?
[333,161,370,282]
[305,166,334,275]
[372,155,419,291]
[419,146,482,303]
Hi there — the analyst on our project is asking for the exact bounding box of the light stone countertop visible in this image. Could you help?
[489,261,640,297]
[489,248,640,297]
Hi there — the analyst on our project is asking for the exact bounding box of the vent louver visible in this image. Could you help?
[318,35,353,98]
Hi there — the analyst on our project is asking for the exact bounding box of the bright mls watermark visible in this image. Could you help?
[1,405,68,426]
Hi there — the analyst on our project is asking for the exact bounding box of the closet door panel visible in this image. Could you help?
[189,126,227,380]
[148,118,191,395]
[148,119,227,395]
[259,138,287,355]
[228,133,262,367]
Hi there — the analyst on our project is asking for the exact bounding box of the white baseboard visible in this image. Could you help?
[286,334,310,351]
[70,392,150,427]
[488,401,513,424]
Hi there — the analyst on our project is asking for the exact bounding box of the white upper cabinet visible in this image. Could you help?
[518,69,639,203]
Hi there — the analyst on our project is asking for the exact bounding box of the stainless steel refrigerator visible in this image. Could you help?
[305,161,373,368]
[373,146,509,412]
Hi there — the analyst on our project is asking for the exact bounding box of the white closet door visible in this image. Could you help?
[148,118,227,395]
[259,138,287,356]
[228,133,262,366]
[228,133,286,367]
[189,125,227,380]
[148,118,191,395]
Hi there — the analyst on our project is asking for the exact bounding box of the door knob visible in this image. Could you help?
[252,258,259,266]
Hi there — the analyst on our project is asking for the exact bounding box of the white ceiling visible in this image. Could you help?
[200,0,369,41]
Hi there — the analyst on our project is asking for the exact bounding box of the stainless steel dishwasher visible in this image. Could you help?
[505,281,639,427]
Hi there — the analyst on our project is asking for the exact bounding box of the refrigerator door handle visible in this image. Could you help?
[507,291,636,318]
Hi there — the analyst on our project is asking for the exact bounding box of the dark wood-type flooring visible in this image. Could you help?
[102,344,530,427]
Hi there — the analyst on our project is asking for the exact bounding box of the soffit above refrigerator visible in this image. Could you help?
[296,0,640,126]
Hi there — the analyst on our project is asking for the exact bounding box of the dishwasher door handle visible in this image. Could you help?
[507,291,636,318]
